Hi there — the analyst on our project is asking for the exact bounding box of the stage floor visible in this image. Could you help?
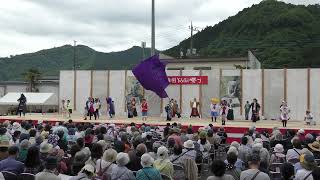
[0,113,319,130]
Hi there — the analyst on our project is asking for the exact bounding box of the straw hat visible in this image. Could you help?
[184,140,195,149]
[0,140,10,148]
[301,154,317,171]
[308,141,320,152]
[40,141,53,153]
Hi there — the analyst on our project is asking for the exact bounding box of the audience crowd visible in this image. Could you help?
[0,120,319,180]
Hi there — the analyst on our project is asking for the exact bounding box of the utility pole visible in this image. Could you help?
[141,41,146,60]
[73,40,77,111]
[189,21,198,56]
[151,0,155,56]
[73,40,77,70]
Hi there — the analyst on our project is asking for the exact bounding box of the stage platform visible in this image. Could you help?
[1,114,319,143]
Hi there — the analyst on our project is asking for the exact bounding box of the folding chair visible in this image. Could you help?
[19,173,35,180]
[1,171,18,180]
[270,163,283,172]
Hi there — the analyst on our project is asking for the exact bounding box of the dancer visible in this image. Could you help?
[227,99,234,120]
[165,102,173,121]
[190,98,200,118]
[173,100,181,118]
[244,101,250,120]
[88,98,95,120]
[210,99,219,122]
[131,97,138,117]
[61,99,67,118]
[220,100,228,125]
[106,97,115,118]
[66,100,72,118]
[93,98,99,120]
[304,110,314,125]
[141,98,148,122]
[280,101,290,127]
[127,98,133,118]
[17,93,27,117]
[250,98,260,122]
[84,97,91,120]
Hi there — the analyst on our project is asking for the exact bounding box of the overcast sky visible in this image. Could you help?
[0,0,318,57]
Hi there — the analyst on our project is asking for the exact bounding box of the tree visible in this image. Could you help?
[23,68,41,92]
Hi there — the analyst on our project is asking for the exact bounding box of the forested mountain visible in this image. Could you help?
[164,0,320,68]
[0,45,150,81]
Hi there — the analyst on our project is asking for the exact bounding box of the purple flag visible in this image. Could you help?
[132,54,169,98]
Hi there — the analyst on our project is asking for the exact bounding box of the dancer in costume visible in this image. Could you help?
[190,98,200,118]
[304,110,314,125]
[141,98,148,122]
[220,100,229,125]
[280,101,290,127]
[250,98,260,122]
[210,98,220,122]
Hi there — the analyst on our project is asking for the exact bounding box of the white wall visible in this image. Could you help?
[201,70,220,118]
[92,71,109,115]
[109,71,126,116]
[310,69,320,120]
[287,69,308,120]
[59,71,74,111]
[242,69,262,115]
[76,71,91,114]
[163,70,181,117]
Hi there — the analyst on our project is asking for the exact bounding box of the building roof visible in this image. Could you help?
[162,57,248,63]
[0,93,56,105]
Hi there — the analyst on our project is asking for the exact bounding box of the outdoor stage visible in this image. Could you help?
[0,114,319,143]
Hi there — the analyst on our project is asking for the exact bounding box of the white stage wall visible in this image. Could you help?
[60,68,320,121]
[287,69,308,121]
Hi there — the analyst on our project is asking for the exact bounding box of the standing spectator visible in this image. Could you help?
[136,153,162,180]
[244,101,250,120]
[141,98,148,122]
[24,146,43,174]
[35,156,61,180]
[0,146,25,174]
[111,152,135,180]
[208,160,235,180]
[240,153,270,180]
[154,146,174,179]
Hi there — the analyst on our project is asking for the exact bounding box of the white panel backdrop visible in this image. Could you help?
[310,69,320,121]
[92,71,108,115]
[59,71,74,111]
[109,71,126,116]
[242,69,262,115]
[76,71,91,114]
[287,69,307,121]
[181,70,200,118]
[201,70,220,118]
[163,70,181,117]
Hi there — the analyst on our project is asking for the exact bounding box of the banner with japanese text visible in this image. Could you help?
[168,76,208,85]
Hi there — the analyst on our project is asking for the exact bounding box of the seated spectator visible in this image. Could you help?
[238,136,252,163]
[149,141,161,160]
[280,163,294,180]
[295,154,317,180]
[207,160,235,180]
[224,146,244,171]
[270,144,286,164]
[35,156,61,180]
[230,141,240,151]
[181,140,197,161]
[0,146,24,175]
[307,141,320,159]
[73,151,88,175]
[252,143,270,173]
[270,132,284,148]
[286,138,303,163]
[154,146,174,179]
[294,148,313,173]
[96,148,117,176]
[225,152,241,180]
[24,146,43,174]
[169,144,183,166]
[18,139,30,162]
[240,153,270,180]
[127,143,147,171]
[29,128,37,145]
[57,130,68,152]
[111,152,135,180]
[70,164,95,180]
[39,141,53,165]
[85,143,103,167]
[136,153,162,180]
[0,139,9,161]
[198,131,211,154]
[217,127,228,144]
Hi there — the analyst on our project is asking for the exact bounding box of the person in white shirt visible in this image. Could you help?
[304,110,314,126]
[286,138,303,163]
[240,153,270,180]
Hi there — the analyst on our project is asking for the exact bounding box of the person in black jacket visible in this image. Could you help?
[250,98,261,122]
[17,93,27,117]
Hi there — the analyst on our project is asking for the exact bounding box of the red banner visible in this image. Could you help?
[168,76,208,85]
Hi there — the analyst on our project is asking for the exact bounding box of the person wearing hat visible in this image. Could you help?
[70,164,95,180]
[73,150,89,175]
[18,139,30,162]
[39,141,53,163]
[154,146,174,180]
[210,99,220,122]
[270,144,286,171]
[127,143,147,171]
[295,154,317,180]
[308,141,320,159]
[96,148,117,177]
[35,156,60,180]
[240,153,270,180]
[136,153,162,180]
[111,152,135,180]
[0,139,10,161]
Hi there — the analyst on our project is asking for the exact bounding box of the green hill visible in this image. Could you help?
[164,0,320,68]
[0,45,151,81]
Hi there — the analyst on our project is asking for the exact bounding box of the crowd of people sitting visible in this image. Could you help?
[0,119,319,180]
